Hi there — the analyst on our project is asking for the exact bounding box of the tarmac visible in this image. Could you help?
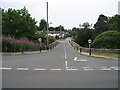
[1,50,119,60]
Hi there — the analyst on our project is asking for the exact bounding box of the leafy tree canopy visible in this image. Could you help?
[2,7,37,40]
[92,31,120,49]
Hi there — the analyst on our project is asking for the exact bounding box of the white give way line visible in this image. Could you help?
[74,57,87,62]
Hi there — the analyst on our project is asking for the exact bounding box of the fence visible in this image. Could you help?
[69,41,120,55]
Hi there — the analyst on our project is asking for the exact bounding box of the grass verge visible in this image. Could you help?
[92,52,120,58]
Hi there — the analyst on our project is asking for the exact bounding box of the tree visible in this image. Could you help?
[93,14,109,38]
[92,31,120,49]
[2,7,37,40]
[39,19,47,32]
[55,25,64,31]
[108,15,120,32]
[73,22,93,47]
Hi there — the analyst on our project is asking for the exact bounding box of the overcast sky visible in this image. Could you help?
[1,0,119,29]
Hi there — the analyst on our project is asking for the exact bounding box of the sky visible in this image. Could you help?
[0,0,119,29]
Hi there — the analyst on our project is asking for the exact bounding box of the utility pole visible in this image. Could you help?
[46,2,49,50]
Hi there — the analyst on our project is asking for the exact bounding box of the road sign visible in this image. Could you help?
[88,39,92,44]
[38,38,42,43]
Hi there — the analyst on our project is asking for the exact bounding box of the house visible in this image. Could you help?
[35,30,66,38]
[47,31,66,38]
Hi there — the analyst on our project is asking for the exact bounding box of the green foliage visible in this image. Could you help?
[39,19,47,32]
[70,23,93,47]
[2,7,37,40]
[93,14,109,37]
[108,15,120,32]
[48,36,55,44]
[74,28,93,47]
[92,31,120,49]
[2,38,39,52]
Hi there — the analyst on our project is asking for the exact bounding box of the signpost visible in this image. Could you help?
[38,38,42,52]
[88,39,92,55]
[38,38,42,43]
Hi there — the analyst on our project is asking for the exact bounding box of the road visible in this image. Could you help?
[2,38,118,88]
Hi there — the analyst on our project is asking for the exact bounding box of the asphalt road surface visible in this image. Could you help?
[2,38,118,88]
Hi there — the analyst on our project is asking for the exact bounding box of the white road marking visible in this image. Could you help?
[50,69,61,71]
[65,60,68,67]
[82,67,91,69]
[17,68,29,71]
[66,68,78,71]
[65,55,67,59]
[74,57,77,61]
[34,68,46,71]
[110,67,117,68]
[114,68,119,71]
[76,60,87,62]
[0,68,12,70]
[83,68,94,71]
[74,57,87,62]
[100,68,111,71]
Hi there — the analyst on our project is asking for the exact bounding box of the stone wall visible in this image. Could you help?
[69,41,120,55]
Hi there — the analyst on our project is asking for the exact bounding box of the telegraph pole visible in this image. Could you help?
[46,2,49,50]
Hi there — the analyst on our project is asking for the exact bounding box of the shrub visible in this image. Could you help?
[2,36,41,52]
[92,31,120,49]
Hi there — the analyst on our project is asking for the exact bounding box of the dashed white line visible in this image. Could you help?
[50,69,61,71]
[100,68,111,71]
[0,68,12,70]
[66,68,78,71]
[65,60,68,67]
[34,68,46,71]
[83,68,94,71]
[82,67,91,69]
[17,68,29,71]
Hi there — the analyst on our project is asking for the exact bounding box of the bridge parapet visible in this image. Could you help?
[69,41,120,55]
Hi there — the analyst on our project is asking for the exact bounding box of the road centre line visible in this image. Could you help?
[65,60,68,67]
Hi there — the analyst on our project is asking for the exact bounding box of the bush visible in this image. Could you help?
[2,36,41,52]
[92,31,120,49]
[48,36,55,44]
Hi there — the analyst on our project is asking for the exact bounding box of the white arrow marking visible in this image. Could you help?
[76,60,87,62]
[74,57,77,61]
[74,57,87,62]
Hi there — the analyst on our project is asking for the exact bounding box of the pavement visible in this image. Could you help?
[2,38,119,88]
[2,50,47,56]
